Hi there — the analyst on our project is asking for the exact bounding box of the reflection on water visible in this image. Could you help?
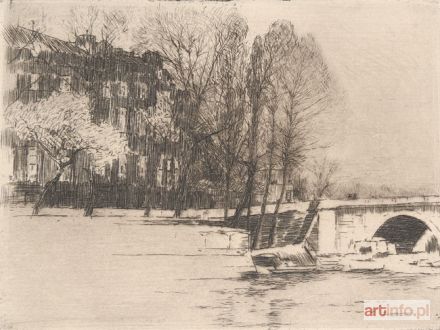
[2,209,440,329]
[214,270,440,328]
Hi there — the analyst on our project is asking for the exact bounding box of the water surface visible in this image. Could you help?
[1,207,439,329]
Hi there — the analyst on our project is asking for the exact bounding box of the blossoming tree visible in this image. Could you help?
[5,92,127,215]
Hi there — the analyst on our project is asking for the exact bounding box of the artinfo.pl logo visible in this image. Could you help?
[364,300,430,320]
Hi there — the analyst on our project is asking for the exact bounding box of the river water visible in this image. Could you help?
[1,207,440,329]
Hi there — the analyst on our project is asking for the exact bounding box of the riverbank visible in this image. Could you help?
[1,201,310,220]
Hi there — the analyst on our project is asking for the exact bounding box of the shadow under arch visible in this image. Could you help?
[372,215,432,254]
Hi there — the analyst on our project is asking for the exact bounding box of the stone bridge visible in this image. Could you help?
[313,196,440,255]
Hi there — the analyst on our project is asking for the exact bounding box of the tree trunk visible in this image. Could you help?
[232,115,259,228]
[260,128,275,216]
[232,164,256,227]
[252,141,275,250]
[268,216,278,247]
[223,168,231,220]
[267,165,288,247]
[84,170,95,217]
[232,54,262,227]
[174,147,197,218]
[32,169,64,215]
[274,164,288,215]
[252,212,265,249]
[246,191,252,218]
[144,150,159,217]
[174,161,189,218]
[144,186,152,217]
[174,97,202,218]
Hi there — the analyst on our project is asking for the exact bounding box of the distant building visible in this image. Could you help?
[252,167,308,204]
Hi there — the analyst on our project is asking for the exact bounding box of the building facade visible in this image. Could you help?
[3,25,180,195]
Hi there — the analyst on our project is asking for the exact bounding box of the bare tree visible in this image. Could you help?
[5,92,127,215]
[100,10,128,46]
[65,6,100,39]
[259,87,280,217]
[134,7,248,217]
[273,102,307,215]
[210,26,248,220]
[138,90,179,216]
[251,86,280,249]
[248,21,334,248]
[272,25,333,216]
[231,36,262,227]
[232,21,297,229]
[309,157,338,200]
[64,6,128,47]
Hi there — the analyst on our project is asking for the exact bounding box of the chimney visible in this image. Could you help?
[75,33,97,54]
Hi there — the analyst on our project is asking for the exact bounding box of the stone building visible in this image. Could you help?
[3,25,181,197]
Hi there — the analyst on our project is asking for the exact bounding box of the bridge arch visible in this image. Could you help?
[368,213,440,254]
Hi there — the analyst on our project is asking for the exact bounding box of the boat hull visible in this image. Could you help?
[251,247,317,274]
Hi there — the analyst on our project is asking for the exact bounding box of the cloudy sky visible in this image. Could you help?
[2,0,439,193]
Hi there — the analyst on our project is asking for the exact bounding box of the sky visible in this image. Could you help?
[1,0,439,193]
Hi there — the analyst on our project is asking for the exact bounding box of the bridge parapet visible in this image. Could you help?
[318,196,440,210]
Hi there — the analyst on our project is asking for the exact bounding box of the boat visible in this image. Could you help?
[251,243,317,274]
[250,201,320,274]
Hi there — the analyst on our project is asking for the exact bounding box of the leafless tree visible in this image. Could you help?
[64,6,128,47]
[209,27,249,220]
[251,86,280,248]
[138,91,178,216]
[134,7,248,217]
[309,157,339,200]
[273,101,308,214]
[248,21,334,248]
[100,10,128,45]
[230,36,263,227]
[260,81,287,215]
[272,25,333,216]
[231,22,292,227]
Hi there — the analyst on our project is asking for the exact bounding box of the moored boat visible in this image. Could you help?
[251,243,317,274]
[250,200,320,274]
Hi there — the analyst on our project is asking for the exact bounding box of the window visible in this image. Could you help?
[119,82,128,98]
[286,190,292,202]
[137,83,147,99]
[102,82,111,98]
[59,76,71,92]
[29,74,39,91]
[119,108,127,131]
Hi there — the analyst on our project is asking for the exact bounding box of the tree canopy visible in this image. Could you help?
[5,92,127,169]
